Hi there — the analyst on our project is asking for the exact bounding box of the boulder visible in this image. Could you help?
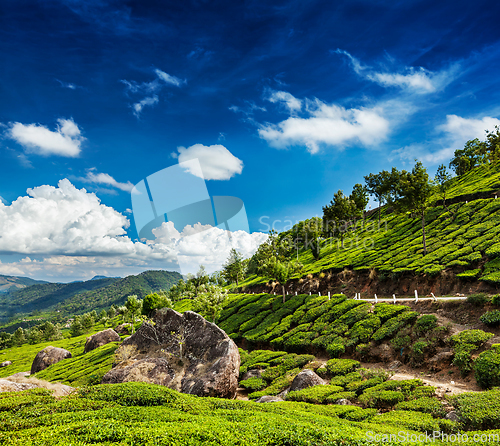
[445,411,459,422]
[429,350,454,372]
[289,369,325,392]
[334,398,352,405]
[0,361,12,368]
[114,323,133,335]
[370,343,396,363]
[255,395,283,403]
[84,329,121,353]
[0,379,38,393]
[31,346,72,374]
[102,309,240,399]
[242,369,263,381]
[388,360,402,371]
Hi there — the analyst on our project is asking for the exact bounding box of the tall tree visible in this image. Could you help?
[322,190,356,248]
[125,295,143,333]
[449,139,486,176]
[192,284,229,323]
[350,183,369,223]
[434,164,453,214]
[222,248,246,286]
[392,161,433,255]
[484,126,500,163]
[262,256,303,303]
[364,171,392,223]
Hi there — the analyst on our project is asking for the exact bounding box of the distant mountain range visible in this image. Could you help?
[0,270,182,325]
[0,275,48,294]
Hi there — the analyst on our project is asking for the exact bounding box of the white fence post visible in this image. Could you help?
[393,294,396,304]
[374,294,378,303]
[414,290,418,303]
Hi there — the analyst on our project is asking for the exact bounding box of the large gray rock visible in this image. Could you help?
[242,369,263,381]
[0,379,38,393]
[102,309,240,399]
[31,346,72,374]
[0,361,12,368]
[289,369,325,392]
[84,329,121,353]
[114,323,133,335]
[255,395,283,403]
[429,350,454,372]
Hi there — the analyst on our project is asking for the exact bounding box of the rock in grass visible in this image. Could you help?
[114,323,133,335]
[255,395,284,403]
[31,346,72,374]
[242,369,263,381]
[289,369,325,392]
[0,361,12,368]
[102,309,240,399]
[84,329,121,353]
[0,379,38,393]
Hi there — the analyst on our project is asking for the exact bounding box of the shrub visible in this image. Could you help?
[372,311,418,341]
[372,410,442,433]
[492,294,500,306]
[359,390,405,408]
[485,242,500,258]
[409,340,429,366]
[466,293,490,306]
[286,385,343,404]
[480,310,500,327]
[474,345,500,389]
[325,359,360,376]
[373,303,408,322]
[239,377,266,391]
[395,397,445,417]
[326,342,345,358]
[449,389,500,430]
[450,329,494,346]
[323,391,357,404]
[415,315,438,333]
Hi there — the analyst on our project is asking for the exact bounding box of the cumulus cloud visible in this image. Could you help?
[6,118,84,157]
[391,114,500,165]
[121,68,185,117]
[78,169,134,192]
[334,49,459,94]
[174,144,244,180]
[258,97,389,153]
[152,222,267,273]
[0,180,266,280]
[266,89,302,113]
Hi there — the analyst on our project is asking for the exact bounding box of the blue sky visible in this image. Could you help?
[1,0,500,281]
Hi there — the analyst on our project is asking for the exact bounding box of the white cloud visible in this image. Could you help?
[0,196,7,205]
[133,95,159,117]
[334,49,459,94]
[0,180,266,281]
[175,144,244,180]
[437,115,500,141]
[258,97,389,153]
[266,90,302,113]
[391,114,500,165]
[6,118,84,157]
[152,222,267,273]
[78,169,134,192]
[122,68,185,117]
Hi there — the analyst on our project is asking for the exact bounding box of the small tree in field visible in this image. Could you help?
[434,164,454,215]
[222,248,246,286]
[125,295,143,333]
[192,284,229,323]
[392,161,433,255]
[263,256,303,303]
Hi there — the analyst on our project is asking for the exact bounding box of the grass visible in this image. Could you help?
[0,323,123,379]
[0,382,491,445]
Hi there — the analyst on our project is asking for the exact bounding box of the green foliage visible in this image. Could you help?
[395,397,445,417]
[480,310,500,327]
[142,291,172,316]
[326,342,345,358]
[474,345,500,389]
[466,293,491,306]
[36,342,119,386]
[325,359,360,376]
[372,311,418,341]
[222,248,246,286]
[415,314,438,333]
[359,390,405,408]
[286,385,343,404]
[451,330,495,375]
[239,377,266,391]
[449,388,500,430]
[457,269,481,279]
[192,284,229,323]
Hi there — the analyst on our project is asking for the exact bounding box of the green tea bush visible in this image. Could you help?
[492,294,500,305]
[286,385,343,404]
[480,310,500,327]
[373,303,408,322]
[372,410,443,433]
[449,389,500,430]
[415,315,438,334]
[457,269,481,280]
[325,359,360,376]
[474,345,500,389]
[409,340,429,366]
[323,391,357,404]
[239,377,266,391]
[363,379,423,396]
[466,293,490,306]
[372,311,418,341]
[395,397,445,417]
[359,390,405,408]
[326,342,345,358]
[249,368,299,399]
[485,242,500,258]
